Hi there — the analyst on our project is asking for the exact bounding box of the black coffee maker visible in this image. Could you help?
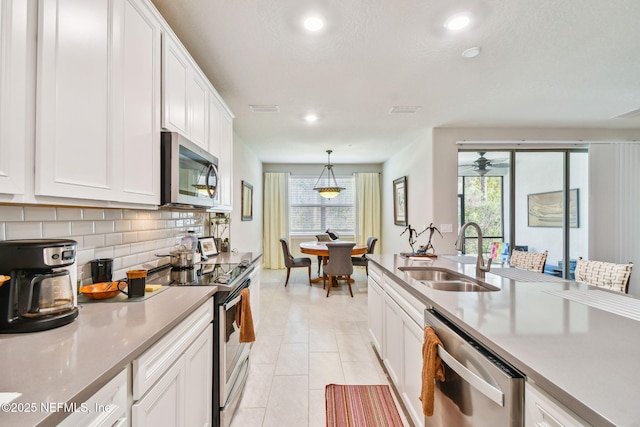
[0,239,79,333]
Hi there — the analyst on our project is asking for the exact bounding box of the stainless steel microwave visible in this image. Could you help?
[161,132,219,209]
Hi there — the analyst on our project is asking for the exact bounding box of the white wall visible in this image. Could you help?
[227,133,263,255]
[381,134,441,255]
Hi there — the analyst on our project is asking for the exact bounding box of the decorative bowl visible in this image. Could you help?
[79,282,126,300]
[0,275,10,288]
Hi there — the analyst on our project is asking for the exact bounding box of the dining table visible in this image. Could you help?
[299,240,368,283]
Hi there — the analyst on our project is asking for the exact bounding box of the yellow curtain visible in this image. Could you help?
[355,173,381,246]
[263,172,289,268]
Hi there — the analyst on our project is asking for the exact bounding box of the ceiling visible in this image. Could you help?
[150,0,640,164]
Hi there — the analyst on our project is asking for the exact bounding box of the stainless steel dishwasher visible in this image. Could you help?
[424,309,524,427]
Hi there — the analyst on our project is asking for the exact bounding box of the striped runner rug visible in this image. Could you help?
[325,384,404,427]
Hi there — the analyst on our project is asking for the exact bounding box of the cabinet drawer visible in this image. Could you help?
[525,382,590,427]
[369,263,382,284]
[383,275,424,326]
[132,298,213,400]
[58,367,128,427]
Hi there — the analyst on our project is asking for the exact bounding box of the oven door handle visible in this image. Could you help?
[437,345,504,406]
[223,295,242,309]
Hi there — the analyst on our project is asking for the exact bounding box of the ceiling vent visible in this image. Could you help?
[249,105,280,113]
[389,106,421,114]
[613,107,640,119]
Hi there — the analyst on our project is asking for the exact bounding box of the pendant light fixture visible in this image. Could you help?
[314,150,344,199]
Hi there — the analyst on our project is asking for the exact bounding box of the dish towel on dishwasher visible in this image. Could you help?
[420,326,445,416]
[235,288,256,343]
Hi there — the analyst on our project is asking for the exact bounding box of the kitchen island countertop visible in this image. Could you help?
[367,253,639,427]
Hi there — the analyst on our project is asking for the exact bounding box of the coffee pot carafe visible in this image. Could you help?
[0,239,78,333]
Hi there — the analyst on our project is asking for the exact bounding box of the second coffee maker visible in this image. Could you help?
[90,258,113,283]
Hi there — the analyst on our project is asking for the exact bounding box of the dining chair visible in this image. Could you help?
[279,238,312,287]
[323,242,356,297]
[574,257,633,293]
[315,234,332,275]
[510,249,548,273]
[352,237,378,275]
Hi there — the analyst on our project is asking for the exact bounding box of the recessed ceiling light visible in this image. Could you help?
[462,47,481,58]
[305,113,319,123]
[303,16,324,31]
[444,14,470,31]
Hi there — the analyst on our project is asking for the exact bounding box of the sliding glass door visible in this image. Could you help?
[514,152,565,275]
[458,148,588,278]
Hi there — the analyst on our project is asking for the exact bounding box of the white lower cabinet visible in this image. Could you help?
[367,269,384,356]
[383,294,403,386]
[368,263,427,427]
[132,356,186,426]
[132,298,214,427]
[525,382,590,427]
[401,310,425,427]
[184,324,214,427]
[57,367,129,427]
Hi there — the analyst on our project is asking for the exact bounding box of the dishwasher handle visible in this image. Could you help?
[437,344,504,406]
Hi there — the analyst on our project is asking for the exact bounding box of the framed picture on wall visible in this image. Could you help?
[527,189,579,227]
[393,176,408,226]
[241,181,253,221]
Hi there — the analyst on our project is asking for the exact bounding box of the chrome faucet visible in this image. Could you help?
[455,222,492,278]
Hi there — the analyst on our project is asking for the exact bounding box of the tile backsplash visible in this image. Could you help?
[0,205,205,285]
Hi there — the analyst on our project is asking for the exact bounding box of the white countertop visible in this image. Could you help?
[0,286,216,426]
[0,251,262,426]
[368,253,638,427]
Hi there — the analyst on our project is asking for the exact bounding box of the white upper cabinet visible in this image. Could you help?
[36,0,161,205]
[118,0,161,204]
[36,0,114,200]
[161,34,189,136]
[216,99,234,211]
[161,32,211,151]
[208,89,234,211]
[0,0,31,199]
[189,72,208,149]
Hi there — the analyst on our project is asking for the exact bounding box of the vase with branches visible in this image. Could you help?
[212,213,231,252]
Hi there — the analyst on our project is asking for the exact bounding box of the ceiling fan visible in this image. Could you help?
[458,152,510,177]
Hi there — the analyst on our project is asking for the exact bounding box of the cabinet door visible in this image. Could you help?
[207,94,222,158]
[189,72,208,149]
[36,0,116,200]
[161,34,189,135]
[216,111,233,210]
[58,367,129,427]
[383,295,403,386]
[184,324,213,427]
[401,312,425,427]
[118,0,161,204]
[524,382,589,427]
[0,0,30,197]
[132,356,186,427]
[367,276,384,356]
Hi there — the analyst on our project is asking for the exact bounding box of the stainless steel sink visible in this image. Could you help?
[399,267,464,281]
[398,266,499,292]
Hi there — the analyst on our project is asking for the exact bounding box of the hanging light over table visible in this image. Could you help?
[314,150,345,199]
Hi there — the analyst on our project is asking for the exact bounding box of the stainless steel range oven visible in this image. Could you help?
[157,261,254,427]
[217,275,253,427]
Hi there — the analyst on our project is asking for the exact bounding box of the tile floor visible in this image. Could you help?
[230,267,411,427]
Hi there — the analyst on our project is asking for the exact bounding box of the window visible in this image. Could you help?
[289,175,355,235]
[458,175,505,255]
